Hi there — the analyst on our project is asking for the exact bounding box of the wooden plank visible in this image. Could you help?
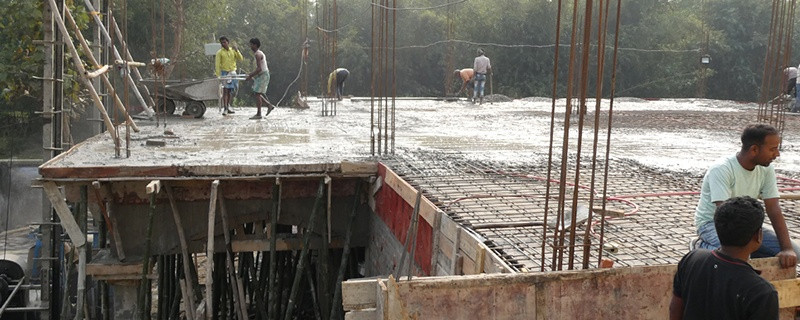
[437,228,454,264]
[230,238,344,252]
[40,166,180,179]
[205,180,220,320]
[450,228,462,275]
[461,255,478,275]
[476,247,486,274]
[773,278,800,308]
[40,163,377,180]
[380,165,438,224]
[439,214,459,243]
[86,262,143,276]
[145,180,161,194]
[340,161,378,175]
[42,182,87,247]
[342,278,379,310]
[344,309,377,320]
[430,211,443,275]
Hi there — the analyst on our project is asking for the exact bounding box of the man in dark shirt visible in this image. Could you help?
[670,196,778,320]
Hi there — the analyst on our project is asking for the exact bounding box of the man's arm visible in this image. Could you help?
[234,47,244,62]
[458,79,468,95]
[669,294,683,320]
[763,198,797,268]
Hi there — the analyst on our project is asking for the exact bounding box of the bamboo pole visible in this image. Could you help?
[165,184,197,320]
[330,180,362,319]
[394,192,421,279]
[205,180,220,320]
[82,0,156,115]
[283,180,326,320]
[216,193,249,320]
[75,244,87,320]
[318,177,332,319]
[268,179,281,319]
[64,5,139,132]
[139,180,160,320]
[46,0,118,141]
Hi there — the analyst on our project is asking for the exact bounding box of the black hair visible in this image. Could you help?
[249,38,261,48]
[741,124,779,153]
[219,36,229,42]
[714,196,765,247]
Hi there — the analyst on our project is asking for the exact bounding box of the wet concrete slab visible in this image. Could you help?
[37,97,800,270]
[40,97,800,178]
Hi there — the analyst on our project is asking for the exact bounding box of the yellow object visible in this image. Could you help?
[327,71,336,95]
[215,47,243,76]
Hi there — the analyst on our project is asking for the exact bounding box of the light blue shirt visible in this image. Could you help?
[694,155,779,229]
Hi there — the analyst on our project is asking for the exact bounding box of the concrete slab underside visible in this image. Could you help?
[39,98,800,271]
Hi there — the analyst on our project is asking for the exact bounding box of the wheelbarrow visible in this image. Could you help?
[140,76,242,118]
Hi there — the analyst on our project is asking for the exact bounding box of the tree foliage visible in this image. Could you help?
[2,0,799,112]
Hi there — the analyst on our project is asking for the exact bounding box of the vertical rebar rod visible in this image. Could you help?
[552,0,582,271]
[598,0,622,267]
[541,0,564,272]
[370,0,376,156]
[391,0,396,154]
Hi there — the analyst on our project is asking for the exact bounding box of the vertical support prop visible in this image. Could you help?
[268,178,281,319]
[329,180,362,319]
[205,180,220,320]
[165,184,197,320]
[217,190,249,320]
[283,180,326,320]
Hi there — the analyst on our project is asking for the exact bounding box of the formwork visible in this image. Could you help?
[31,98,800,319]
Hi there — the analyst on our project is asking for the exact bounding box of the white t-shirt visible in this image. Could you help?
[473,55,491,74]
[785,67,798,80]
[694,155,779,229]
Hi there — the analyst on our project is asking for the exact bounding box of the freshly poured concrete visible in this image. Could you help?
[40,97,800,177]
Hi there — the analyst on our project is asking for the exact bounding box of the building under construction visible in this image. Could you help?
[4,0,800,319]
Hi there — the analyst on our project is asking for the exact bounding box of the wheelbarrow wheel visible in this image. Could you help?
[185,101,206,118]
[157,98,176,115]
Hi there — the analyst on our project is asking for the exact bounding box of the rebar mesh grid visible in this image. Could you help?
[385,150,800,273]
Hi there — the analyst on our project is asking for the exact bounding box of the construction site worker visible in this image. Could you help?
[327,68,350,100]
[245,38,274,120]
[671,197,778,320]
[215,36,244,115]
[784,66,798,97]
[694,124,800,268]
[472,49,492,105]
[453,68,475,97]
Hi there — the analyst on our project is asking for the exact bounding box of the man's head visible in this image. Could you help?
[477,48,485,56]
[453,69,461,77]
[740,124,780,166]
[249,38,261,51]
[714,196,764,248]
[219,36,229,49]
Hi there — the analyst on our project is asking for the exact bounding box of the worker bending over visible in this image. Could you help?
[327,68,350,101]
[453,68,475,98]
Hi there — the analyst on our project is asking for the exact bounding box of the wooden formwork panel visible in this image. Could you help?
[344,258,797,319]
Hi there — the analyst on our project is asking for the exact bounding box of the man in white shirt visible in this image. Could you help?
[694,124,799,268]
[472,49,492,105]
